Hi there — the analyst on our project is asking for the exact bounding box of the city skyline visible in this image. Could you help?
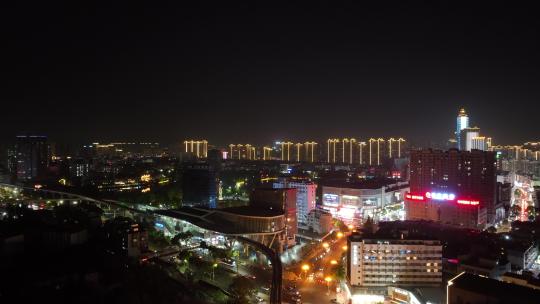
[3,2,540,304]
[3,3,540,146]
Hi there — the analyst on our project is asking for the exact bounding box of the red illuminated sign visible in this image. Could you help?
[405,193,425,201]
[406,192,479,207]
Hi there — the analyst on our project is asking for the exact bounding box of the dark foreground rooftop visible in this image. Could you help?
[449,272,540,304]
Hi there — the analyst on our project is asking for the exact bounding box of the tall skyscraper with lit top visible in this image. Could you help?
[456,108,469,150]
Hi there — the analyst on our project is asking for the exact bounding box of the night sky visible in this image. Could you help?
[2,2,539,147]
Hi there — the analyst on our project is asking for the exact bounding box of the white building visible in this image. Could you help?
[274,179,317,225]
[322,181,409,225]
[460,127,480,151]
[306,208,333,234]
[471,136,488,151]
[348,235,442,287]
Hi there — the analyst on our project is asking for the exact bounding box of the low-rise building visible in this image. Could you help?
[274,179,316,226]
[250,188,297,248]
[457,256,510,280]
[347,234,442,288]
[506,241,538,270]
[306,208,333,234]
[322,180,409,225]
[501,272,540,290]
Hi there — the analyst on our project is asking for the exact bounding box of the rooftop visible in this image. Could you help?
[218,206,283,217]
[322,178,408,190]
[348,232,439,244]
[449,272,540,303]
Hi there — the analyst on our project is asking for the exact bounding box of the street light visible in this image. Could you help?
[322,242,330,249]
[330,260,338,265]
[336,232,344,238]
[348,224,354,230]
[302,264,310,279]
[342,245,348,251]
[325,276,332,294]
[212,263,218,281]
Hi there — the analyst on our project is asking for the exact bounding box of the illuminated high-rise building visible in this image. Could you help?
[274,178,317,225]
[486,137,492,150]
[263,146,273,160]
[406,149,498,228]
[327,139,340,163]
[228,144,257,160]
[327,138,358,164]
[460,127,480,151]
[184,140,208,158]
[280,141,293,161]
[294,142,318,162]
[388,138,406,158]
[471,137,488,151]
[456,108,469,150]
[342,138,357,164]
[368,138,385,165]
[358,142,367,165]
[303,141,318,162]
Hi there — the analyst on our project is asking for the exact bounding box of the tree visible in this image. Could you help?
[362,216,375,235]
[189,255,212,280]
[228,276,256,303]
[331,264,346,281]
[148,229,170,250]
[333,219,348,231]
[208,245,230,260]
[177,250,192,263]
[172,231,193,246]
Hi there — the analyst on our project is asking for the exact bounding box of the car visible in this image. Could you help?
[255,296,264,302]
[286,286,296,291]
[261,286,270,292]
[220,258,236,267]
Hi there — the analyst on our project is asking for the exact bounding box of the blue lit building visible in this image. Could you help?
[456,108,469,150]
[182,162,218,208]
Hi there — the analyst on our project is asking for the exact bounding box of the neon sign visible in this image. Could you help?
[425,192,455,201]
[457,199,479,206]
[406,192,479,207]
[405,193,425,201]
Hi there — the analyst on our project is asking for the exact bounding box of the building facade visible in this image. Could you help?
[347,235,442,287]
[406,149,498,229]
[228,144,257,160]
[273,179,317,226]
[456,108,469,150]
[11,135,50,180]
[460,127,480,151]
[183,140,208,158]
[182,162,218,208]
[250,188,298,248]
[306,208,333,234]
[322,181,409,225]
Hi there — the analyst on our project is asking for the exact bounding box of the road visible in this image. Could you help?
[284,233,348,304]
